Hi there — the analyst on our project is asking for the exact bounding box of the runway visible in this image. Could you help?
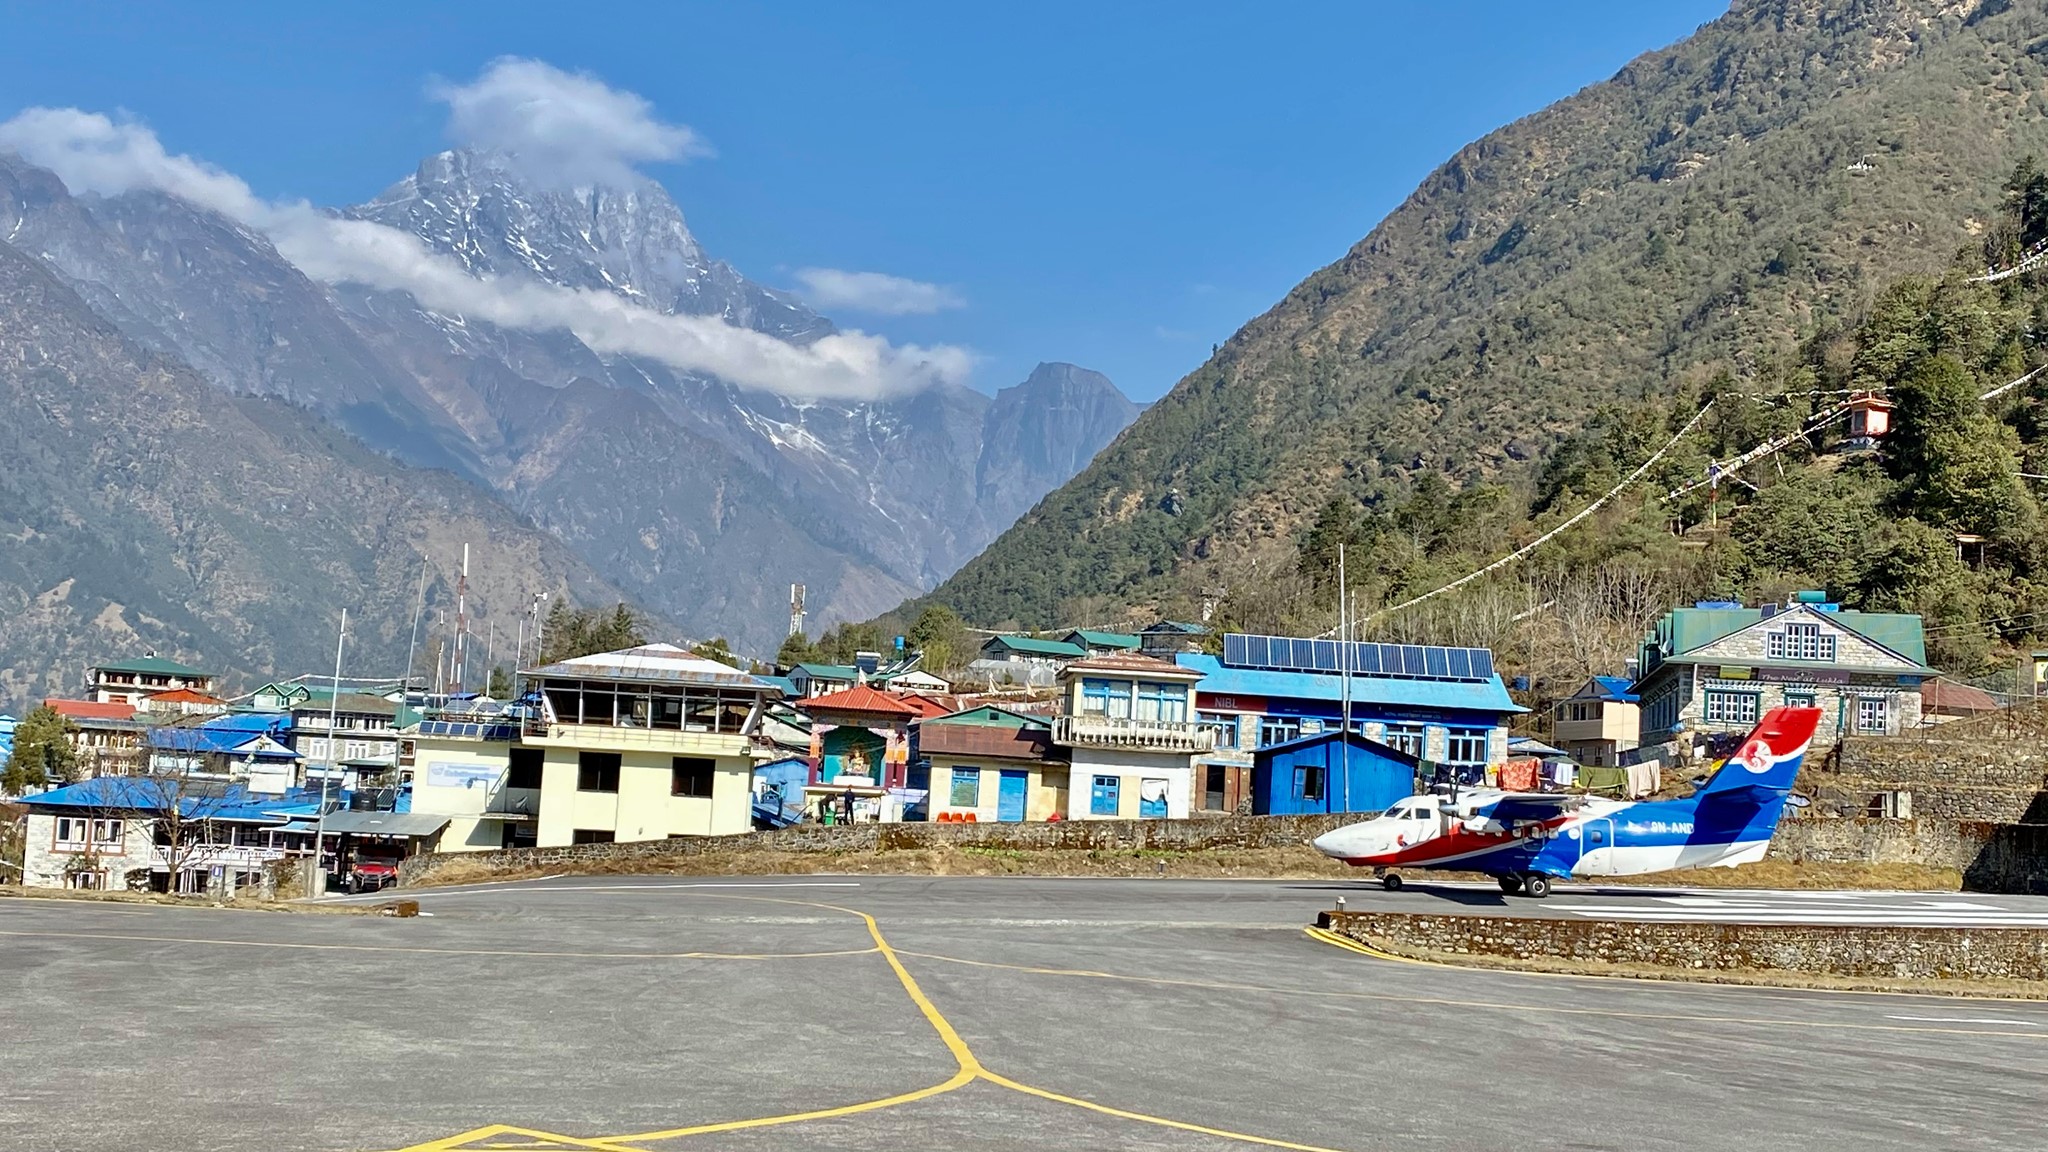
[1,875,2043,1151]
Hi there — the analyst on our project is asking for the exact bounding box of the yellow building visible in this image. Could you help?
[918,706,1066,822]
[404,644,776,850]
[1552,676,1641,767]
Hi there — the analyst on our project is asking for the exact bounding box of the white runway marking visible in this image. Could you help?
[1886,1015,2045,1026]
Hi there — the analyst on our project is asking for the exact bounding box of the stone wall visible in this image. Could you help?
[399,812,1357,887]
[1319,910,2048,981]
[1772,816,2048,893]
[1805,709,2048,822]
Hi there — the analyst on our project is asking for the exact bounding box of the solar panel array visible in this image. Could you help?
[417,719,520,741]
[1221,633,1495,682]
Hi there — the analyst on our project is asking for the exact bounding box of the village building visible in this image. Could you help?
[43,698,148,778]
[87,655,219,707]
[1179,634,1523,813]
[1052,653,1209,820]
[965,635,1089,688]
[799,684,923,821]
[403,644,774,851]
[1061,630,1141,656]
[1552,676,1642,767]
[17,776,323,893]
[1631,596,1933,750]
[918,705,1067,822]
[1137,621,1209,658]
[249,682,417,786]
[1249,729,1422,816]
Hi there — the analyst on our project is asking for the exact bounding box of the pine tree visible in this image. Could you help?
[3,706,79,793]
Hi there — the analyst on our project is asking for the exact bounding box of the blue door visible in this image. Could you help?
[997,770,1028,822]
[1138,778,1168,819]
[905,763,931,822]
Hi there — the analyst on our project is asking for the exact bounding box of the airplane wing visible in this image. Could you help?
[1478,793,1585,823]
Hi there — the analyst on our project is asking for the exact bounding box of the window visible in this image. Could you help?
[1294,764,1326,801]
[1856,696,1890,734]
[90,819,124,845]
[1445,730,1489,766]
[53,817,90,849]
[1258,717,1302,748]
[571,829,615,845]
[672,757,716,798]
[1198,712,1240,749]
[1090,775,1120,816]
[949,768,981,808]
[1703,690,1759,726]
[507,748,543,790]
[576,751,621,793]
[1135,682,1187,723]
[1381,725,1425,757]
[1081,678,1133,718]
[1783,691,1817,710]
[1767,623,1836,663]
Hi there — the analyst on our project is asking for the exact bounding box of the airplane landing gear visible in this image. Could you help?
[1496,874,1523,895]
[1380,872,1403,892]
[1520,873,1552,899]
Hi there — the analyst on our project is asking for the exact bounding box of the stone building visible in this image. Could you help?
[1631,597,1933,750]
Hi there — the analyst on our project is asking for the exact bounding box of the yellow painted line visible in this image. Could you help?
[601,902,979,1141]
[377,1122,652,1152]
[980,1070,1353,1152]
[899,946,2048,1041]
[0,928,876,962]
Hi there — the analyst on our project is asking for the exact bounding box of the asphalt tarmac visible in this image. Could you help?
[3,875,2045,1152]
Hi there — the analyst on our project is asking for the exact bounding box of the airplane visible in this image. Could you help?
[1308,706,1821,898]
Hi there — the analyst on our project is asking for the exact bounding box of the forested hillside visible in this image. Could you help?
[924,0,2048,634]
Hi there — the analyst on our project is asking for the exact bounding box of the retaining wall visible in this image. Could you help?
[1319,910,2048,982]
[398,812,1356,887]
[1807,709,2048,822]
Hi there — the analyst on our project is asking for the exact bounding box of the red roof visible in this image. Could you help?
[1920,679,2001,715]
[44,698,137,721]
[800,684,921,719]
[146,688,225,705]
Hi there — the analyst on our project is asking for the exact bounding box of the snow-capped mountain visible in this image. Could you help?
[0,146,1139,652]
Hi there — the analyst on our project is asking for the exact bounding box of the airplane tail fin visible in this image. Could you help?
[1696,707,1823,797]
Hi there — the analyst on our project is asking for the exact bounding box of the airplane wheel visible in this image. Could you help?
[1496,875,1523,895]
[1381,873,1403,892]
[1520,873,1552,899]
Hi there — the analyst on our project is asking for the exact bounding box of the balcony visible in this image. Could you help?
[1054,713,1215,753]
[521,720,747,757]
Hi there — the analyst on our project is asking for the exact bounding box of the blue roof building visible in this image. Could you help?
[1250,729,1420,816]
[1180,634,1525,811]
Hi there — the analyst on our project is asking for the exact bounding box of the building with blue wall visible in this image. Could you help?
[1180,634,1524,813]
[1250,729,1419,816]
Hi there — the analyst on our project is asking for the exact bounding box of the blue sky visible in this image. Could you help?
[0,1,1728,400]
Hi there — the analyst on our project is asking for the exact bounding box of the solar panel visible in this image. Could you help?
[1446,648,1472,679]
[1401,646,1426,676]
[1472,650,1495,680]
[1246,634,1270,666]
[1224,633,1247,667]
[1424,647,1450,678]
[1290,638,1315,668]
[1352,641,1380,674]
[1312,640,1339,671]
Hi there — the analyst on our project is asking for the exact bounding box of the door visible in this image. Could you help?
[905,763,931,822]
[1576,818,1616,876]
[997,770,1028,823]
[1138,778,1170,819]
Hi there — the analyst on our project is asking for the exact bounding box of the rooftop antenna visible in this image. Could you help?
[403,554,428,697]
[789,583,807,638]
[452,543,470,694]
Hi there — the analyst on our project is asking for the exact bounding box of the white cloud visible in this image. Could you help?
[0,107,970,401]
[431,57,709,187]
[793,268,965,315]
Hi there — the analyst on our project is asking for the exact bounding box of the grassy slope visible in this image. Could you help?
[927,0,2048,628]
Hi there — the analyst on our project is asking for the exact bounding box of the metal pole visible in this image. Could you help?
[1338,544,1351,814]
[308,607,346,900]
[403,555,428,699]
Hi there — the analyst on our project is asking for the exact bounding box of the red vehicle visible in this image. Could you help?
[345,860,400,893]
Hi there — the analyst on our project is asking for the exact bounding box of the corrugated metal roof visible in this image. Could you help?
[317,810,449,837]
[1178,655,1527,714]
[1065,630,1140,650]
[1657,604,1928,666]
[983,635,1089,658]
[1590,676,1640,702]
[524,643,773,690]
[94,655,208,677]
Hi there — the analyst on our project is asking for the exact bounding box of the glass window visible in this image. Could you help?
[1139,778,1170,818]
[1767,623,1836,662]
[672,757,716,798]
[54,817,89,847]
[1703,691,1759,725]
[1445,729,1489,766]
[1198,712,1240,749]
[1294,765,1325,801]
[1090,775,1120,816]
[949,768,981,808]
[1783,691,1817,710]
[1258,717,1302,748]
[91,819,124,845]
[1856,696,1890,734]
[577,751,621,793]
[1135,682,1187,723]
[1382,725,1425,756]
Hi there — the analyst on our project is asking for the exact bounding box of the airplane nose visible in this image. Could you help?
[1311,830,1349,859]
